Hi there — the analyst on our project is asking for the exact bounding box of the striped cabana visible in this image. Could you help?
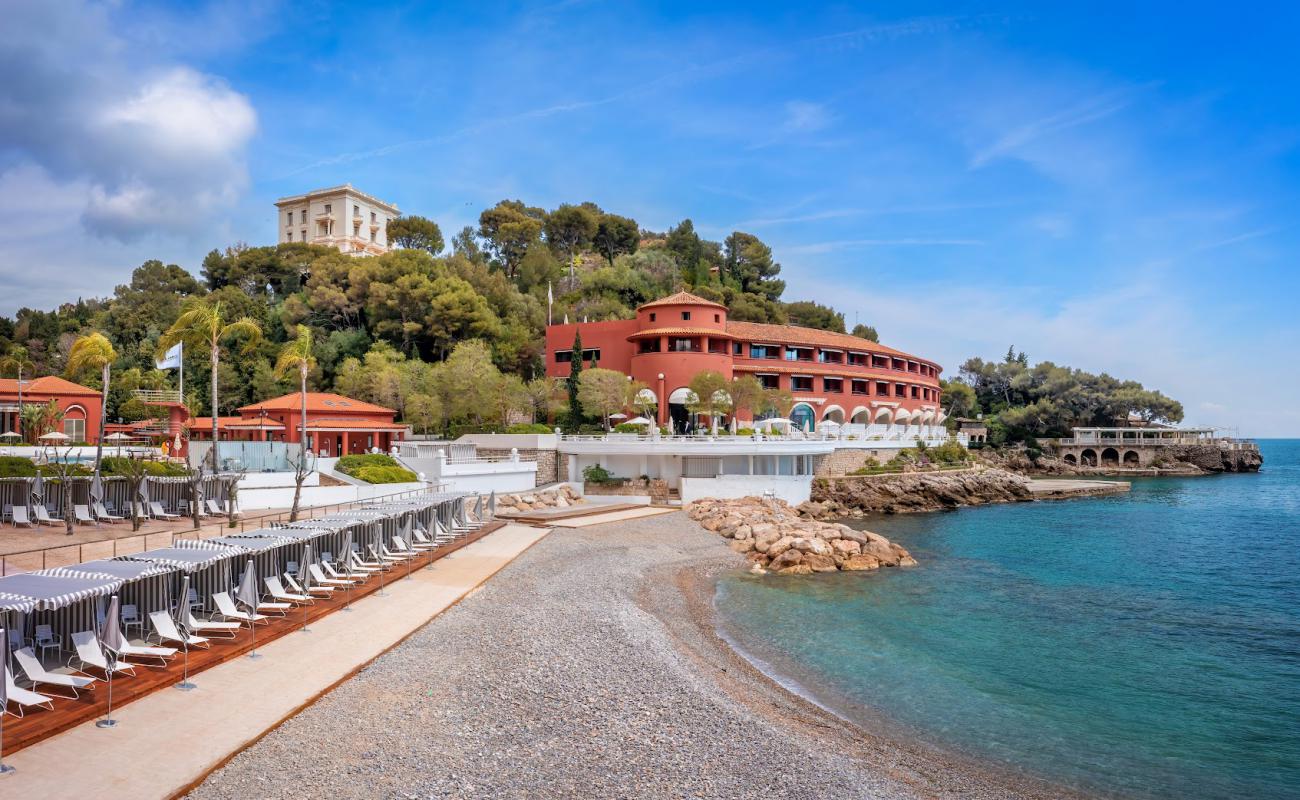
[0,569,127,646]
[60,559,179,617]
[120,541,245,611]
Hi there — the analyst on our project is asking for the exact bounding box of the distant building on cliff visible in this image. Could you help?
[545,291,945,435]
[274,184,399,256]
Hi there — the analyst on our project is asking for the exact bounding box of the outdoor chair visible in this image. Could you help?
[264,575,313,604]
[120,603,144,636]
[32,505,58,526]
[213,591,268,626]
[3,664,56,717]
[149,502,180,521]
[206,499,226,516]
[321,560,359,583]
[11,505,32,527]
[73,504,98,526]
[192,500,212,518]
[373,543,409,564]
[148,610,209,649]
[14,647,96,699]
[284,572,334,597]
[348,550,383,573]
[34,624,61,661]
[404,530,437,551]
[184,609,240,639]
[69,631,136,677]
[93,502,124,523]
[116,638,177,668]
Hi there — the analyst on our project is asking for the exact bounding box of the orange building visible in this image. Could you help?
[188,392,407,456]
[545,292,943,432]
[0,375,104,443]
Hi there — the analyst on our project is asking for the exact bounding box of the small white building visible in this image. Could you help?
[275,184,399,256]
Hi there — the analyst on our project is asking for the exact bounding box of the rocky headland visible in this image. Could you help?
[806,467,1034,517]
[687,496,916,575]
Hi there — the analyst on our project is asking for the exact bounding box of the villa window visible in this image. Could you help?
[639,338,661,354]
[877,381,890,395]
[873,356,889,369]
[371,211,377,223]
[64,418,85,442]
[354,204,360,217]
[671,338,698,352]
[300,230,306,241]
[370,230,377,242]
[707,339,728,354]
[324,204,332,214]
[818,350,843,364]
[287,231,293,241]
[286,212,293,225]
[895,384,906,398]
[649,313,656,322]
[785,347,812,362]
[733,342,744,355]
[791,376,814,392]
[682,311,691,321]
[750,344,778,359]
[911,385,920,398]
[758,374,780,389]
[892,358,906,371]
[583,348,601,362]
[852,379,869,395]
[714,314,721,323]
[823,377,843,393]
[847,352,866,366]
[555,351,572,363]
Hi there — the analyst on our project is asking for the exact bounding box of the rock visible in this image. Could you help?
[830,539,861,556]
[790,537,831,556]
[777,563,813,575]
[766,536,798,558]
[733,525,753,541]
[555,497,569,508]
[728,539,754,554]
[804,553,837,573]
[841,554,881,571]
[769,549,804,570]
[752,530,781,553]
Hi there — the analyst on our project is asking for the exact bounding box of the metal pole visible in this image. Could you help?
[96,661,117,728]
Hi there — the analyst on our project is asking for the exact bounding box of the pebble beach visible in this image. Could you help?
[187,512,1080,800]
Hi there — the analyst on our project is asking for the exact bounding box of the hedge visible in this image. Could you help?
[336,454,418,484]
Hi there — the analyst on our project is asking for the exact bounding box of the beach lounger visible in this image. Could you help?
[374,543,410,563]
[69,631,136,677]
[148,610,209,649]
[206,499,226,516]
[116,640,176,667]
[73,504,98,526]
[213,590,268,626]
[184,609,240,639]
[11,505,32,527]
[321,561,360,583]
[192,500,212,518]
[149,501,180,521]
[3,665,55,717]
[93,502,124,523]
[348,551,383,573]
[308,563,355,586]
[265,575,313,604]
[402,531,436,551]
[14,647,96,698]
[284,573,334,597]
[33,504,59,527]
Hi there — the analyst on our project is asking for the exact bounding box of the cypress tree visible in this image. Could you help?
[567,331,584,428]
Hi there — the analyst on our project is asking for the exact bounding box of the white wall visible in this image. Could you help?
[679,475,813,505]
[236,480,426,511]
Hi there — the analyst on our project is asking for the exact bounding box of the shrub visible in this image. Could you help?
[337,453,417,483]
[927,440,970,465]
[504,423,553,434]
[614,422,648,433]
[582,464,616,484]
[100,457,189,477]
[0,456,36,478]
[736,427,755,437]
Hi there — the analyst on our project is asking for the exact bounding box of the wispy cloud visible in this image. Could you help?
[969,85,1152,168]
[784,238,984,254]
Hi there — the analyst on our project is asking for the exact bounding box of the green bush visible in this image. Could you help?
[614,422,649,433]
[0,456,36,477]
[505,423,553,434]
[100,457,189,477]
[926,440,970,465]
[582,464,617,484]
[735,427,755,437]
[337,453,417,483]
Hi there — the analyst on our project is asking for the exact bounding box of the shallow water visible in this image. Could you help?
[716,440,1300,799]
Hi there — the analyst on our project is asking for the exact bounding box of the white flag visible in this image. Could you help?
[155,342,183,370]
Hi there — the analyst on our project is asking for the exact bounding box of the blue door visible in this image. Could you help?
[790,403,815,432]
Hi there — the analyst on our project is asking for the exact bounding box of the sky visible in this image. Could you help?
[1,1,1297,436]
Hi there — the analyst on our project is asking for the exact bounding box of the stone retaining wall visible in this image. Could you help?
[475,448,558,486]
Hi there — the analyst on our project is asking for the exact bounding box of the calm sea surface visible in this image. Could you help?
[715,440,1300,799]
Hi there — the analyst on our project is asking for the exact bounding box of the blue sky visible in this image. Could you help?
[1,1,1297,436]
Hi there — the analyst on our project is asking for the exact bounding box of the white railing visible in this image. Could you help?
[1056,436,1252,447]
[134,389,183,405]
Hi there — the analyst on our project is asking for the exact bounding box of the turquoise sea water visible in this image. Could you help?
[715,440,1300,800]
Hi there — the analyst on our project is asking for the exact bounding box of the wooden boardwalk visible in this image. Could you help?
[1,520,505,756]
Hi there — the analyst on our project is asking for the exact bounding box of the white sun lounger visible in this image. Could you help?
[149,501,180,521]
[11,505,32,527]
[4,665,55,717]
[321,560,360,583]
[373,544,409,563]
[33,504,59,527]
[148,610,209,649]
[93,502,125,523]
[73,504,98,526]
[206,499,226,516]
[14,647,96,698]
[284,573,333,597]
[116,638,177,668]
[185,609,241,639]
[265,575,313,603]
[348,551,382,573]
[213,590,268,626]
[70,631,136,677]
[308,563,355,586]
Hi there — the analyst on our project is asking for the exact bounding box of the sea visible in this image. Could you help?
[714,439,1299,800]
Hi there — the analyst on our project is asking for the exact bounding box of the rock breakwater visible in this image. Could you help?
[806,468,1033,517]
[498,486,583,513]
[687,497,916,575]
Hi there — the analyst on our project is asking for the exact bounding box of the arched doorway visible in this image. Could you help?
[1123,450,1140,466]
[850,406,871,425]
[667,387,696,433]
[790,402,815,433]
[822,405,845,424]
[1101,447,1119,466]
[1063,453,1078,466]
[1080,448,1097,466]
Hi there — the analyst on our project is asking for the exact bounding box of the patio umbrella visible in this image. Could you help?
[38,431,70,442]
[487,491,496,520]
[0,430,19,440]
[296,543,314,633]
[104,432,132,441]
[31,473,44,503]
[625,416,652,426]
[235,559,261,659]
[175,574,196,691]
[339,531,355,612]
[608,412,627,420]
[90,472,105,504]
[98,595,125,728]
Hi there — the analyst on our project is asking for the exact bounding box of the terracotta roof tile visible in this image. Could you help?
[626,327,736,339]
[0,375,101,396]
[637,291,727,310]
[239,392,395,416]
[724,321,932,366]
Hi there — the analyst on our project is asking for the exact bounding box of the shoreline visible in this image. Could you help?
[640,527,1096,800]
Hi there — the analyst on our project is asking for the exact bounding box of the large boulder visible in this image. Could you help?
[769,549,804,570]
[805,553,838,573]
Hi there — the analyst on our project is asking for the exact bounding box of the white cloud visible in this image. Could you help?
[0,1,256,242]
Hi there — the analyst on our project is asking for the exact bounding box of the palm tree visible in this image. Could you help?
[158,298,262,471]
[0,346,35,439]
[275,325,316,521]
[66,332,117,472]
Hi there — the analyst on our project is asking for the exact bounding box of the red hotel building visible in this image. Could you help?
[545,292,943,432]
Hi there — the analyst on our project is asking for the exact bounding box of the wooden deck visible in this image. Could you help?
[1,520,506,756]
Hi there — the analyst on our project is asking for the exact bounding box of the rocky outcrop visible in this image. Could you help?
[498,486,583,513]
[805,468,1033,517]
[686,497,916,576]
[1160,444,1262,473]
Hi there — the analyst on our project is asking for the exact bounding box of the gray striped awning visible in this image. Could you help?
[120,542,245,572]
[207,535,294,553]
[60,559,176,580]
[243,527,332,543]
[0,570,125,611]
